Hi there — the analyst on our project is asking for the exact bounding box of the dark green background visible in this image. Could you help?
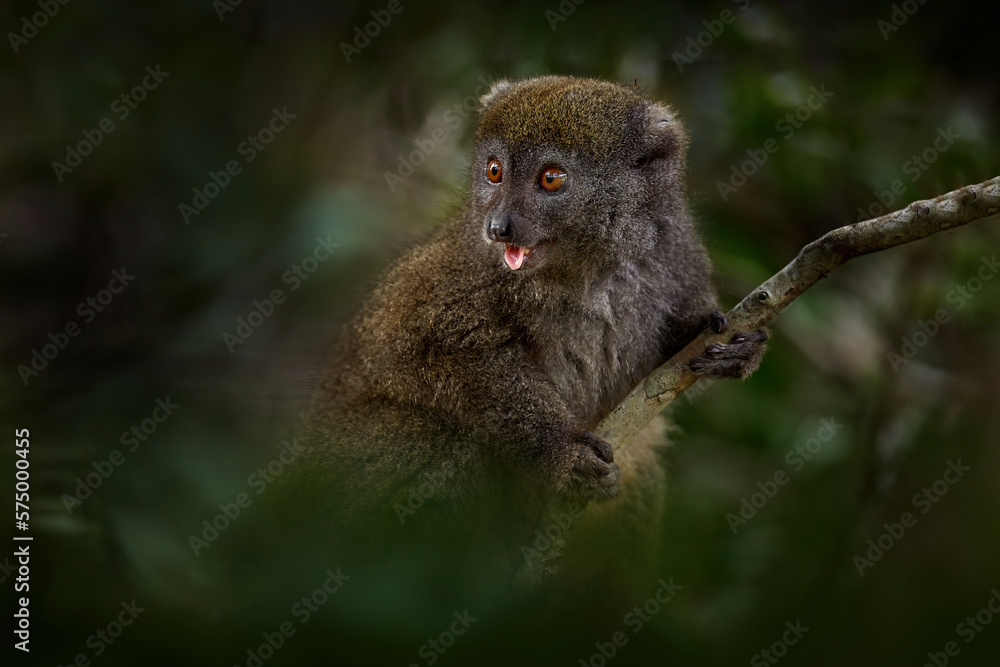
[2,0,999,665]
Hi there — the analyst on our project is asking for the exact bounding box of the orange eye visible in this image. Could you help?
[485,158,503,184]
[539,167,567,192]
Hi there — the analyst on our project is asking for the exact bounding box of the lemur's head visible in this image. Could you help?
[472,76,689,276]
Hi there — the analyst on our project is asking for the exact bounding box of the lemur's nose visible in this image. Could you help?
[488,216,514,242]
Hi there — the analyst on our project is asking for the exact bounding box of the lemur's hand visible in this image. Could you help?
[554,430,620,503]
[689,311,769,379]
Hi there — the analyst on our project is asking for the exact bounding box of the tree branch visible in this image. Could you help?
[514,175,1000,586]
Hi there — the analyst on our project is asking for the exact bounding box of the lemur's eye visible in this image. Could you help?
[485,158,503,184]
[539,166,567,192]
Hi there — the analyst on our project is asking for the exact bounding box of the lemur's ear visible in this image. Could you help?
[480,80,513,109]
[638,101,688,164]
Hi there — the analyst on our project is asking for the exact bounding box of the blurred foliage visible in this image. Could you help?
[1,0,999,665]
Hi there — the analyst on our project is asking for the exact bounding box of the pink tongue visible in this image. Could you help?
[504,244,526,270]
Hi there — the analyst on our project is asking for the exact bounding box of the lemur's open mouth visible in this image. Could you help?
[503,243,534,270]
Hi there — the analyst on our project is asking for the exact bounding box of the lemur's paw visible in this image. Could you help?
[690,312,768,379]
[557,431,620,503]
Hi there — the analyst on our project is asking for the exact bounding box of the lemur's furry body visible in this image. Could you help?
[281,76,767,597]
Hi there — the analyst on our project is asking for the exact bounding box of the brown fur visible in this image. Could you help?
[275,76,766,607]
